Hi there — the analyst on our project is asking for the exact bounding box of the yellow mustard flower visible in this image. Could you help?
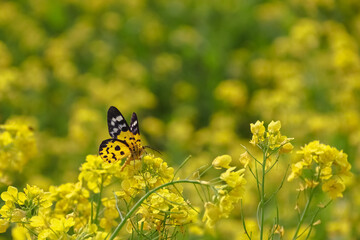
[135,187,197,232]
[49,182,90,232]
[320,166,333,180]
[0,119,37,184]
[30,215,47,228]
[1,186,25,204]
[220,167,246,188]
[0,218,9,233]
[250,120,293,151]
[202,202,221,228]
[280,142,294,153]
[268,120,281,133]
[287,161,307,182]
[50,217,75,232]
[99,198,119,231]
[212,155,232,169]
[250,120,265,146]
[290,141,351,199]
[79,154,119,193]
[322,179,345,199]
[0,184,51,226]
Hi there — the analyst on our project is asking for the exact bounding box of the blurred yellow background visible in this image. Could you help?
[0,0,359,239]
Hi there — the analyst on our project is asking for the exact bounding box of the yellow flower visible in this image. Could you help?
[220,167,245,188]
[11,209,26,222]
[239,152,251,168]
[30,215,47,228]
[320,166,332,180]
[280,142,294,153]
[202,202,221,228]
[99,198,119,231]
[78,154,118,193]
[291,140,352,198]
[23,185,52,208]
[1,186,20,203]
[219,195,234,218]
[250,120,265,145]
[322,179,345,199]
[212,155,232,169]
[0,119,37,184]
[50,217,75,232]
[0,218,10,233]
[287,161,306,182]
[49,182,90,232]
[268,120,281,133]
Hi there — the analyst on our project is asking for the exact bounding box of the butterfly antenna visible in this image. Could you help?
[144,145,162,155]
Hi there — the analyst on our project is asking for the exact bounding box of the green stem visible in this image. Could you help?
[259,148,267,240]
[304,200,332,240]
[292,188,315,240]
[94,176,104,224]
[108,179,209,240]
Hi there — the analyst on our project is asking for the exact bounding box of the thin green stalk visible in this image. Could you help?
[292,187,315,240]
[94,175,104,224]
[241,200,252,240]
[108,179,209,240]
[304,200,332,240]
[259,147,268,240]
[265,165,289,205]
[90,194,94,224]
[173,155,192,180]
[253,157,262,200]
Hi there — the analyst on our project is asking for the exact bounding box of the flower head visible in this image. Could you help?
[289,141,351,199]
[212,155,232,169]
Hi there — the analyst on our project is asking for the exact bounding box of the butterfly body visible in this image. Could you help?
[99,106,145,166]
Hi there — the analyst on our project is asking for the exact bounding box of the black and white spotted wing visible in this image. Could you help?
[107,106,130,139]
[130,112,140,135]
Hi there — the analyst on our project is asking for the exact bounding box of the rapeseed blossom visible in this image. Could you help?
[78,154,119,193]
[288,141,351,199]
[250,120,293,152]
[0,120,37,184]
[212,154,232,169]
[0,185,51,234]
[203,156,247,228]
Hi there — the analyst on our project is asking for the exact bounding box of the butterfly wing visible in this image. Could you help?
[130,112,140,135]
[99,139,131,163]
[100,107,144,164]
[107,106,130,139]
[130,112,143,148]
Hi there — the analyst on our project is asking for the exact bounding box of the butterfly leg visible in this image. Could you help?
[120,156,136,171]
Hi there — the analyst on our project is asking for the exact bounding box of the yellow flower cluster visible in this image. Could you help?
[288,141,352,199]
[0,184,100,239]
[115,155,200,234]
[78,154,120,193]
[49,182,91,232]
[133,188,198,232]
[0,119,37,185]
[250,120,293,152]
[0,185,51,233]
[204,155,247,228]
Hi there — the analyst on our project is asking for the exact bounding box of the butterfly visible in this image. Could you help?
[99,106,145,167]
